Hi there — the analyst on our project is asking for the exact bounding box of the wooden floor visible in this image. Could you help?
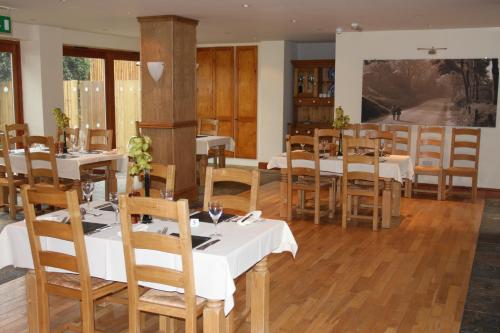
[0,181,484,333]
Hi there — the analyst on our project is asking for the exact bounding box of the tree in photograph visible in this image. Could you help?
[63,56,90,80]
[0,52,12,81]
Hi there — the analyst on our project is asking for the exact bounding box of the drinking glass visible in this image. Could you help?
[380,142,386,157]
[208,201,223,238]
[321,139,328,155]
[160,190,174,201]
[109,192,119,221]
[81,181,95,210]
[71,136,77,152]
[300,143,305,151]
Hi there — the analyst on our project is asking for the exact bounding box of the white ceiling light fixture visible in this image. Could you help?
[350,22,362,31]
[291,18,297,23]
[147,61,165,82]
[336,27,343,35]
[417,46,447,55]
[242,4,249,8]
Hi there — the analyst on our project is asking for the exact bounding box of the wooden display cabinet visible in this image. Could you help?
[291,59,335,135]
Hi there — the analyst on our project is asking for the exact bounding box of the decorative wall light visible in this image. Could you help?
[147,61,165,82]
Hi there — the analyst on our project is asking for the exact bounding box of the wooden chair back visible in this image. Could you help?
[197,118,219,136]
[314,128,340,156]
[385,124,411,155]
[343,137,380,185]
[449,128,481,170]
[57,127,79,147]
[0,133,15,181]
[23,135,62,189]
[119,196,197,320]
[21,186,93,299]
[5,123,29,149]
[86,129,113,151]
[203,166,260,213]
[370,130,396,155]
[125,162,176,197]
[416,127,445,168]
[286,134,319,177]
[358,123,380,138]
[342,123,358,138]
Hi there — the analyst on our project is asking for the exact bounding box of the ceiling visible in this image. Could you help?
[2,0,500,43]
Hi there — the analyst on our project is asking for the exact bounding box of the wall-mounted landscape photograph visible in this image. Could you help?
[361,58,499,127]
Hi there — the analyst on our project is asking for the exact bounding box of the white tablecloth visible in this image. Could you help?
[1,150,127,180]
[267,154,414,183]
[196,136,235,155]
[0,202,297,315]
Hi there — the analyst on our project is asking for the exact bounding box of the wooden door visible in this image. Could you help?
[196,48,214,119]
[235,46,257,158]
[214,47,234,157]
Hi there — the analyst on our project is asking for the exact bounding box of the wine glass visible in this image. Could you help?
[300,143,305,151]
[380,142,386,157]
[208,201,223,238]
[321,139,328,155]
[160,189,174,201]
[109,192,119,221]
[81,181,95,210]
[70,136,77,152]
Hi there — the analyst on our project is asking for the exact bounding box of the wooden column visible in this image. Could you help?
[137,15,198,199]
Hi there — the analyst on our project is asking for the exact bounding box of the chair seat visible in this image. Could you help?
[0,177,25,187]
[443,166,476,176]
[415,165,442,175]
[140,289,206,309]
[34,180,74,191]
[47,272,119,291]
[292,178,332,191]
[81,173,107,182]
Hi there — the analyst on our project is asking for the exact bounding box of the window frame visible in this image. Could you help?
[0,39,24,125]
[62,45,140,147]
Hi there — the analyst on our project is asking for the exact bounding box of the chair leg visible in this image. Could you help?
[437,173,443,201]
[287,186,293,222]
[129,307,141,333]
[8,185,17,219]
[404,179,412,198]
[472,174,478,201]
[314,187,320,224]
[342,193,348,229]
[329,180,335,218]
[80,298,95,333]
[373,196,379,231]
[442,174,448,200]
[37,284,51,333]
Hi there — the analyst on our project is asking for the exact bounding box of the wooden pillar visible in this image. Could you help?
[137,15,198,199]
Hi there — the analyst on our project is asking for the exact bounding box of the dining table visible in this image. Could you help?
[267,153,415,228]
[0,200,297,332]
[196,135,235,184]
[1,148,127,194]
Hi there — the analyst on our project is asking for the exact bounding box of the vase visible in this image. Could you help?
[337,131,343,156]
[141,169,153,223]
[62,129,68,154]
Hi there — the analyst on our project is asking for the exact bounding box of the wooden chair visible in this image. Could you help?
[197,118,219,136]
[0,133,26,218]
[342,123,358,138]
[370,130,396,155]
[23,135,74,191]
[357,123,380,138]
[86,129,113,151]
[125,162,176,198]
[57,127,79,149]
[5,123,29,149]
[286,135,335,224]
[385,124,412,197]
[443,128,481,201]
[21,186,126,333]
[341,137,381,231]
[81,129,114,198]
[203,166,260,213]
[413,126,445,200]
[119,195,206,333]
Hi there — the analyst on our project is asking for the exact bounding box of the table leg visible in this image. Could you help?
[217,145,226,168]
[199,155,208,186]
[203,300,225,333]
[108,160,117,194]
[391,181,401,217]
[280,169,287,218]
[382,179,392,229]
[251,257,270,333]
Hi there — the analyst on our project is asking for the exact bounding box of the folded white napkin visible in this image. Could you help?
[237,210,262,226]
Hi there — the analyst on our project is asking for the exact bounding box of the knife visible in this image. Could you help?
[239,213,253,223]
[196,239,220,250]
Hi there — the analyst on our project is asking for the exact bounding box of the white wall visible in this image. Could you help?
[335,27,500,188]
[296,41,335,60]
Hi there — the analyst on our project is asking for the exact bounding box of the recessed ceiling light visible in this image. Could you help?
[291,18,297,23]
[242,4,249,8]
[60,0,67,3]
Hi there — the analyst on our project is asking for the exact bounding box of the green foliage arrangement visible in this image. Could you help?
[52,108,70,129]
[332,106,350,129]
[63,56,90,81]
[128,135,153,176]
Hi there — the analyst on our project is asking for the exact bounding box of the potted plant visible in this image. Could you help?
[52,108,70,153]
[128,135,153,223]
[332,106,350,156]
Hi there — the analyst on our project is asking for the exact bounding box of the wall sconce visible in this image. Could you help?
[147,61,165,82]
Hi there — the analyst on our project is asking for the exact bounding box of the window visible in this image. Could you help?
[62,46,140,152]
[0,39,23,128]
